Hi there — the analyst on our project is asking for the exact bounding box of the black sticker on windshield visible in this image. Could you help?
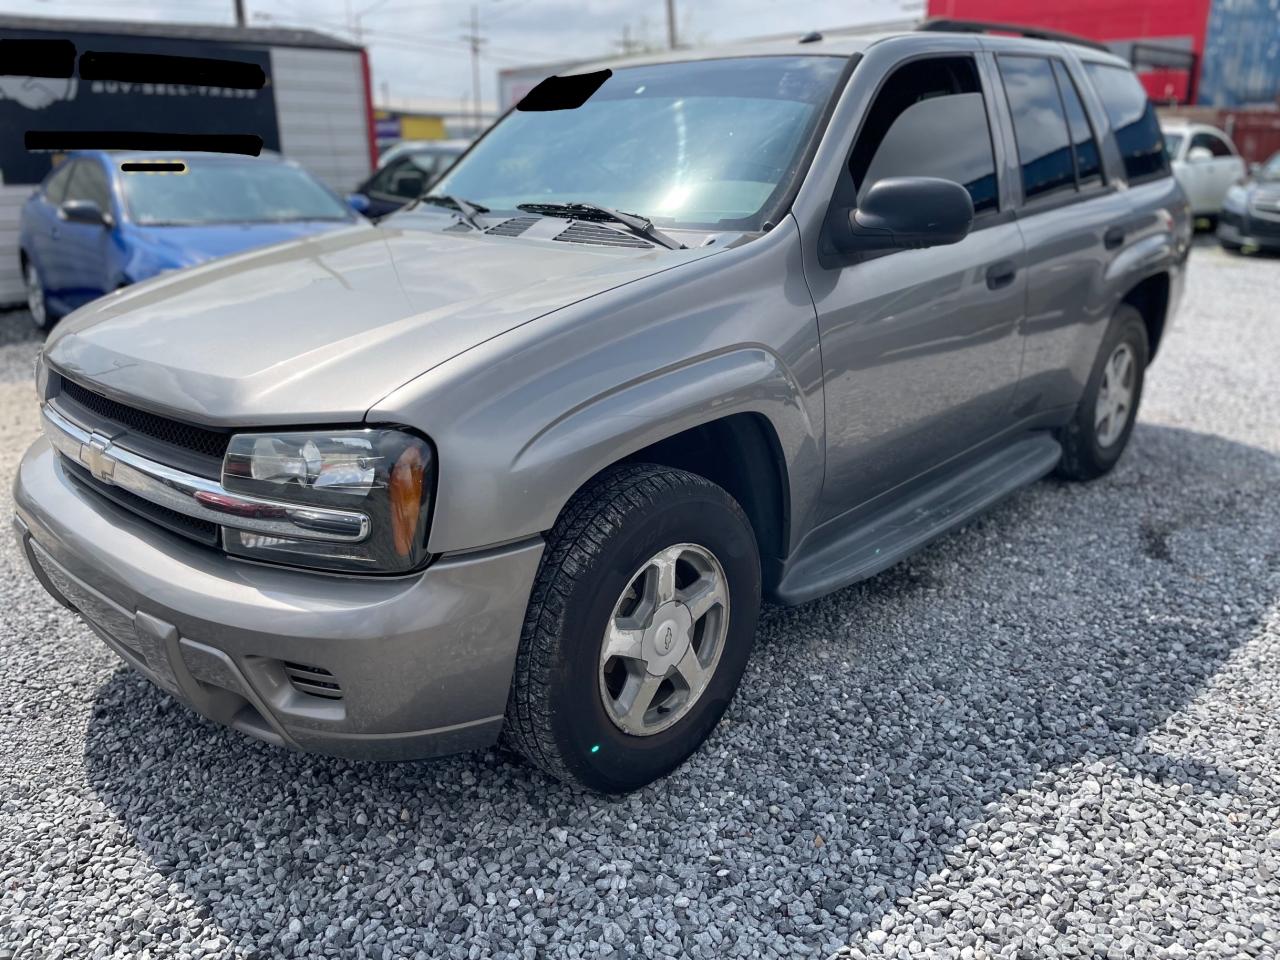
[517,69,612,112]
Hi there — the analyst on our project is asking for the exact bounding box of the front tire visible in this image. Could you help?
[24,260,55,331]
[504,464,761,793]
[1055,304,1149,481]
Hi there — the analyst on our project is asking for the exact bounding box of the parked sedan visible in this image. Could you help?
[1161,121,1246,222]
[348,140,470,219]
[19,151,360,330]
[1218,151,1280,252]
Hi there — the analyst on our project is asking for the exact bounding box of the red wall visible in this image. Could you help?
[926,0,1212,47]
[927,0,1213,101]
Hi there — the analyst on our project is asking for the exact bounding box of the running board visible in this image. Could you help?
[775,434,1062,605]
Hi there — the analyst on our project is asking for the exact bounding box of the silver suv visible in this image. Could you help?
[14,23,1190,792]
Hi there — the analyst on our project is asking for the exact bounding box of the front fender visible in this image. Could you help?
[370,217,825,556]
[506,346,819,542]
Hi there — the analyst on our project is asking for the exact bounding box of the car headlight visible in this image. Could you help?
[1223,184,1248,213]
[34,352,48,400]
[221,428,434,573]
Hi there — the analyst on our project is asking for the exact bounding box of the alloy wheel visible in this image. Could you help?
[598,542,730,737]
[1094,342,1136,448]
[25,264,46,329]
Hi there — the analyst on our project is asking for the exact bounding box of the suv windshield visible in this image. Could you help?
[428,56,847,231]
[122,158,352,226]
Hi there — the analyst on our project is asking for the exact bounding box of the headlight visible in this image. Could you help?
[1223,184,1248,213]
[221,428,434,573]
[34,352,48,400]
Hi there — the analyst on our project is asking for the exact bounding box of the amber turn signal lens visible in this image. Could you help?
[389,444,426,557]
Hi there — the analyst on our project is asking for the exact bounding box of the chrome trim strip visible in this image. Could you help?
[41,403,370,543]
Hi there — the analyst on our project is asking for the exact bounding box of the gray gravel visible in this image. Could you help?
[2,239,1279,960]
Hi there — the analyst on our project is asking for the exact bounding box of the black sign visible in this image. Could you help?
[1,29,281,186]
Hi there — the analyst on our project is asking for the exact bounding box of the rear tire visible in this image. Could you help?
[504,464,761,793]
[1055,304,1149,482]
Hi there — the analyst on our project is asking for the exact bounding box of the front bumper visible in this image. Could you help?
[14,437,543,761]
[1218,210,1280,250]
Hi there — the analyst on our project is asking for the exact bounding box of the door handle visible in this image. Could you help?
[1104,226,1125,250]
[985,260,1017,290]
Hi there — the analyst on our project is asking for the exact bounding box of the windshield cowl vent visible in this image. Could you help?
[485,216,539,237]
[554,221,653,249]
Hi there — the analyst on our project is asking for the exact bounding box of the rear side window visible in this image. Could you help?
[1052,61,1103,188]
[998,55,1075,202]
[1084,63,1170,183]
[849,56,998,215]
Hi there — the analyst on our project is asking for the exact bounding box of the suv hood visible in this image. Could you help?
[46,219,715,426]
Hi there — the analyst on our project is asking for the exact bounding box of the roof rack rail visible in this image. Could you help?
[916,18,1112,54]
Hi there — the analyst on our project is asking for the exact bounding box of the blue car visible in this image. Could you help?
[19,151,360,330]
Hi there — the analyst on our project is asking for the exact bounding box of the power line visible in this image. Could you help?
[459,4,486,132]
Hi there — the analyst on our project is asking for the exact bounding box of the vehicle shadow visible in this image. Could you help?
[81,423,1279,957]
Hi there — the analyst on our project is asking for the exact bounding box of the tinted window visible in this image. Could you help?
[850,57,998,215]
[1163,131,1184,158]
[66,159,111,211]
[998,55,1075,202]
[1052,60,1102,187]
[43,160,76,204]
[1190,132,1233,157]
[1085,63,1170,182]
[367,154,438,199]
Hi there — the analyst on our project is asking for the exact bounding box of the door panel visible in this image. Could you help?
[51,159,113,310]
[814,223,1027,514]
[1010,190,1133,412]
[808,52,1026,520]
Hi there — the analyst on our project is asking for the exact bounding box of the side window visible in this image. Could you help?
[1190,132,1233,157]
[43,161,76,205]
[66,160,112,211]
[1084,62,1170,183]
[367,155,432,199]
[1051,60,1103,188]
[998,55,1075,202]
[850,56,998,216]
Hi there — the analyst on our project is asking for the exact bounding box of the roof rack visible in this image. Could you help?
[916,18,1112,54]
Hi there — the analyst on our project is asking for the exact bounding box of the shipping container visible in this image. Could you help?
[928,0,1280,108]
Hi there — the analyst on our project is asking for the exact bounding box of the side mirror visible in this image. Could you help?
[1187,146,1214,163]
[833,177,974,254]
[346,192,371,214]
[59,199,112,228]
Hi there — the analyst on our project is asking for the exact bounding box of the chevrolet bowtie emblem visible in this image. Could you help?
[80,434,116,484]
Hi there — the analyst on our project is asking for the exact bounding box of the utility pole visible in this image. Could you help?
[665,0,677,49]
[460,5,486,135]
[234,0,246,27]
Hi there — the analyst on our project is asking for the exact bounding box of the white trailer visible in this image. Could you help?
[0,14,377,305]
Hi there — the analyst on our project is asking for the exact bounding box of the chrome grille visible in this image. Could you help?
[57,375,231,460]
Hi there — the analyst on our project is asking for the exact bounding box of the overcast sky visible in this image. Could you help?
[6,0,924,109]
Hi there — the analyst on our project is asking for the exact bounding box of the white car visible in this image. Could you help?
[1161,122,1246,221]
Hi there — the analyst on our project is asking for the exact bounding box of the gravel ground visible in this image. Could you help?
[1,239,1279,960]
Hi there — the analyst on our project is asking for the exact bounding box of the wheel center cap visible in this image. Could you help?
[643,602,693,676]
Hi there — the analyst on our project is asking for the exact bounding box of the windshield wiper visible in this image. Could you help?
[516,201,685,250]
[408,193,488,231]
